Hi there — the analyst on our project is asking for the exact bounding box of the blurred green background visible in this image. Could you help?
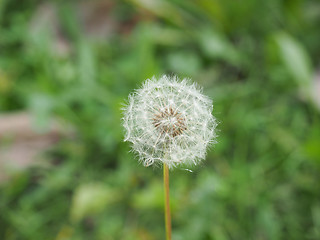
[1,0,320,239]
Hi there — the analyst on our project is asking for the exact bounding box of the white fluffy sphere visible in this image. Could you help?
[122,75,217,168]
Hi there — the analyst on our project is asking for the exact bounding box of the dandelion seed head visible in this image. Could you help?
[122,75,217,168]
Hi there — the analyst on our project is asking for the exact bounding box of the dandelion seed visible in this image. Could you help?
[122,75,217,169]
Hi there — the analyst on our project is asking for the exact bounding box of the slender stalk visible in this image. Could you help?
[163,163,172,240]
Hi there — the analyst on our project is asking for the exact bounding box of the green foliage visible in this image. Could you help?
[0,0,320,239]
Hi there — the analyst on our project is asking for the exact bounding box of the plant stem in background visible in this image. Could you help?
[163,163,172,240]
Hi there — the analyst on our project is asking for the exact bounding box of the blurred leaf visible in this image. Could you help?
[0,69,11,93]
[77,41,96,85]
[70,183,118,222]
[304,125,320,163]
[273,32,312,92]
[257,205,281,239]
[197,0,225,27]
[55,225,74,240]
[312,205,320,238]
[166,51,201,76]
[149,26,186,46]
[198,29,241,65]
[0,0,7,22]
[28,94,54,132]
[1,171,30,199]
[133,23,159,80]
[132,180,163,209]
[129,0,191,27]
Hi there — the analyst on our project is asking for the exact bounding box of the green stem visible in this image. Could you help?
[163,163,172,240]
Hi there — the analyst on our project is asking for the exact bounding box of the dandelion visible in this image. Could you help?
[123,75,217,169]
[122,75,217,240]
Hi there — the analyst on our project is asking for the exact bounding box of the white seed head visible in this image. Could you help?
[122,75,217,169]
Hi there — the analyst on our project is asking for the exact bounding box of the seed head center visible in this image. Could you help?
[152,106,187,137]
